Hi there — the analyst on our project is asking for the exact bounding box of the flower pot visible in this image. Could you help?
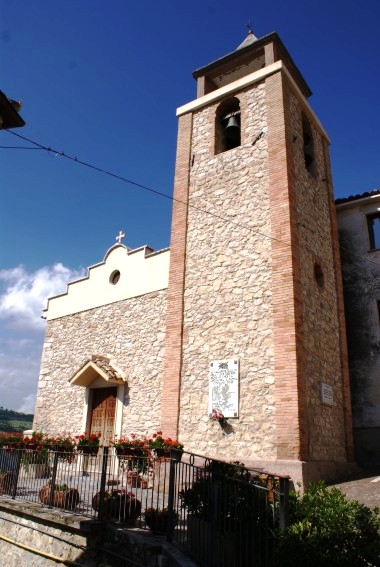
[0,471,16,495]
[171,449,183,462]
[127,470,140,487]
[115,446,134,457]
[115,446,146,459]
[145,511,178,534]
[92,491,142,523]
[154,448,170,459]
[39,484,80,511]
[146,514,169,533]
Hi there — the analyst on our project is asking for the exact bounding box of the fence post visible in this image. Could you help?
[166,453,176,543]
[98,446,109,521]
[11,450,23,500]
[48,451,60,507]
[279,477,289,530]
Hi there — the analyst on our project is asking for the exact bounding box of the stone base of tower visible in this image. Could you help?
[244,459,358,490]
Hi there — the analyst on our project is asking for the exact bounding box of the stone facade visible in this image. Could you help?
[32,31,357,486]
[284,86,352,464]
[162,32,354,484]
[34,290,167,438]
[336,191,380,465]
[177,81,276,460]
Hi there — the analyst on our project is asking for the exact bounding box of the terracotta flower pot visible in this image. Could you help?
[92,491,142,523]
[0,471,16,495]
[39,484,80,511]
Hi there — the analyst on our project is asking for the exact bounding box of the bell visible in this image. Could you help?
[225,115,240,131]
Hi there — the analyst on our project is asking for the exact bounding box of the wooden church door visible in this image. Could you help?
[90,387,117,446]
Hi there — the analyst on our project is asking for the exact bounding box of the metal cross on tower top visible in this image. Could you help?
[115,230,125,244]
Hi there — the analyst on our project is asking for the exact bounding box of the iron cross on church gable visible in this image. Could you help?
[115,230,125,244]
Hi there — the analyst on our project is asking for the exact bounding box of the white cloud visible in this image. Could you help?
[0,263,85,412]
[0,263,85,331]
[17,393,37,415]
[0,342,41,412]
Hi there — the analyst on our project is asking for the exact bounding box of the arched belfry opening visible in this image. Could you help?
[302,112,316,177]
[215,97,241,154]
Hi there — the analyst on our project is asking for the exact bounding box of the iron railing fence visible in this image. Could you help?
[0,447,289,567]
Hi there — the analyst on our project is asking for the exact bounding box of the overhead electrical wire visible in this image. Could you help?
[4,129,380,273]
[5,129,290,248]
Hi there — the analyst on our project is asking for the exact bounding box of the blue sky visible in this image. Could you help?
[0,0,379,412]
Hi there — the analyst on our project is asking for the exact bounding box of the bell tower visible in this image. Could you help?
[162,30,355,485]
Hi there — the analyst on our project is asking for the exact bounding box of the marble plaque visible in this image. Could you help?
[321,383,334,405]
[208,359,239,418]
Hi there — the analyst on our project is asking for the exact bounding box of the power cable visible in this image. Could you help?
[4,129,380,273]
[4,130,291,248]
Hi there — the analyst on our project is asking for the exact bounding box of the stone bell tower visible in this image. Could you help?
[162,30,355,485]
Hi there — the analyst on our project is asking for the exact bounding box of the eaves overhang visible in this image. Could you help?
[69,355,127,387]
[192,32,312,99]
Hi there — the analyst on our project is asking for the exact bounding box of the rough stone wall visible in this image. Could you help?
[178,81,277,461]
[286,82,348,462]
[337,202,380,465]
[0,500,193,567]
[0,506,90,566]
[34,291,167,437]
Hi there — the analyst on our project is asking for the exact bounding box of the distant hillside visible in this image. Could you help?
[0,407,33,433]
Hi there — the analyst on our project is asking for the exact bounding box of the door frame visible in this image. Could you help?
[82,383,125,441]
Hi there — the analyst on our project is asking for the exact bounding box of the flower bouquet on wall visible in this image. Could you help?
[75,432,101,455]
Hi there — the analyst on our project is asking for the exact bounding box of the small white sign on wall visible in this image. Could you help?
[208,359,239,418]
[321,383,334,405]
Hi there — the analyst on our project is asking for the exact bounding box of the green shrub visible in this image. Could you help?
[276,481,380,566]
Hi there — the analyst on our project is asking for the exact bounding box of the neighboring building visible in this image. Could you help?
[336,190,380,466]
[33,30,356,487]
[0,90,25,129]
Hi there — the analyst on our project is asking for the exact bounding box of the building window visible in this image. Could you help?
[367,214,380,250]
[302,113,316,177]
[109,270,121,284]
[215,97,241,154]
[314,263,324,288]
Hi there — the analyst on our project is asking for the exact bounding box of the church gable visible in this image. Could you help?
[44,243,170,320]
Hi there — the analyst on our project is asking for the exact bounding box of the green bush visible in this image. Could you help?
[276,481,380,567]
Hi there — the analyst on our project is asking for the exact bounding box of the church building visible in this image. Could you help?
[33,30,357,486]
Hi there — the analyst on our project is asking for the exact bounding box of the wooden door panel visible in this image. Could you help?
[90,387,117,445]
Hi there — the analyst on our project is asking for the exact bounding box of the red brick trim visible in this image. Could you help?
[161,113,193,438]
[266,72,308,461]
